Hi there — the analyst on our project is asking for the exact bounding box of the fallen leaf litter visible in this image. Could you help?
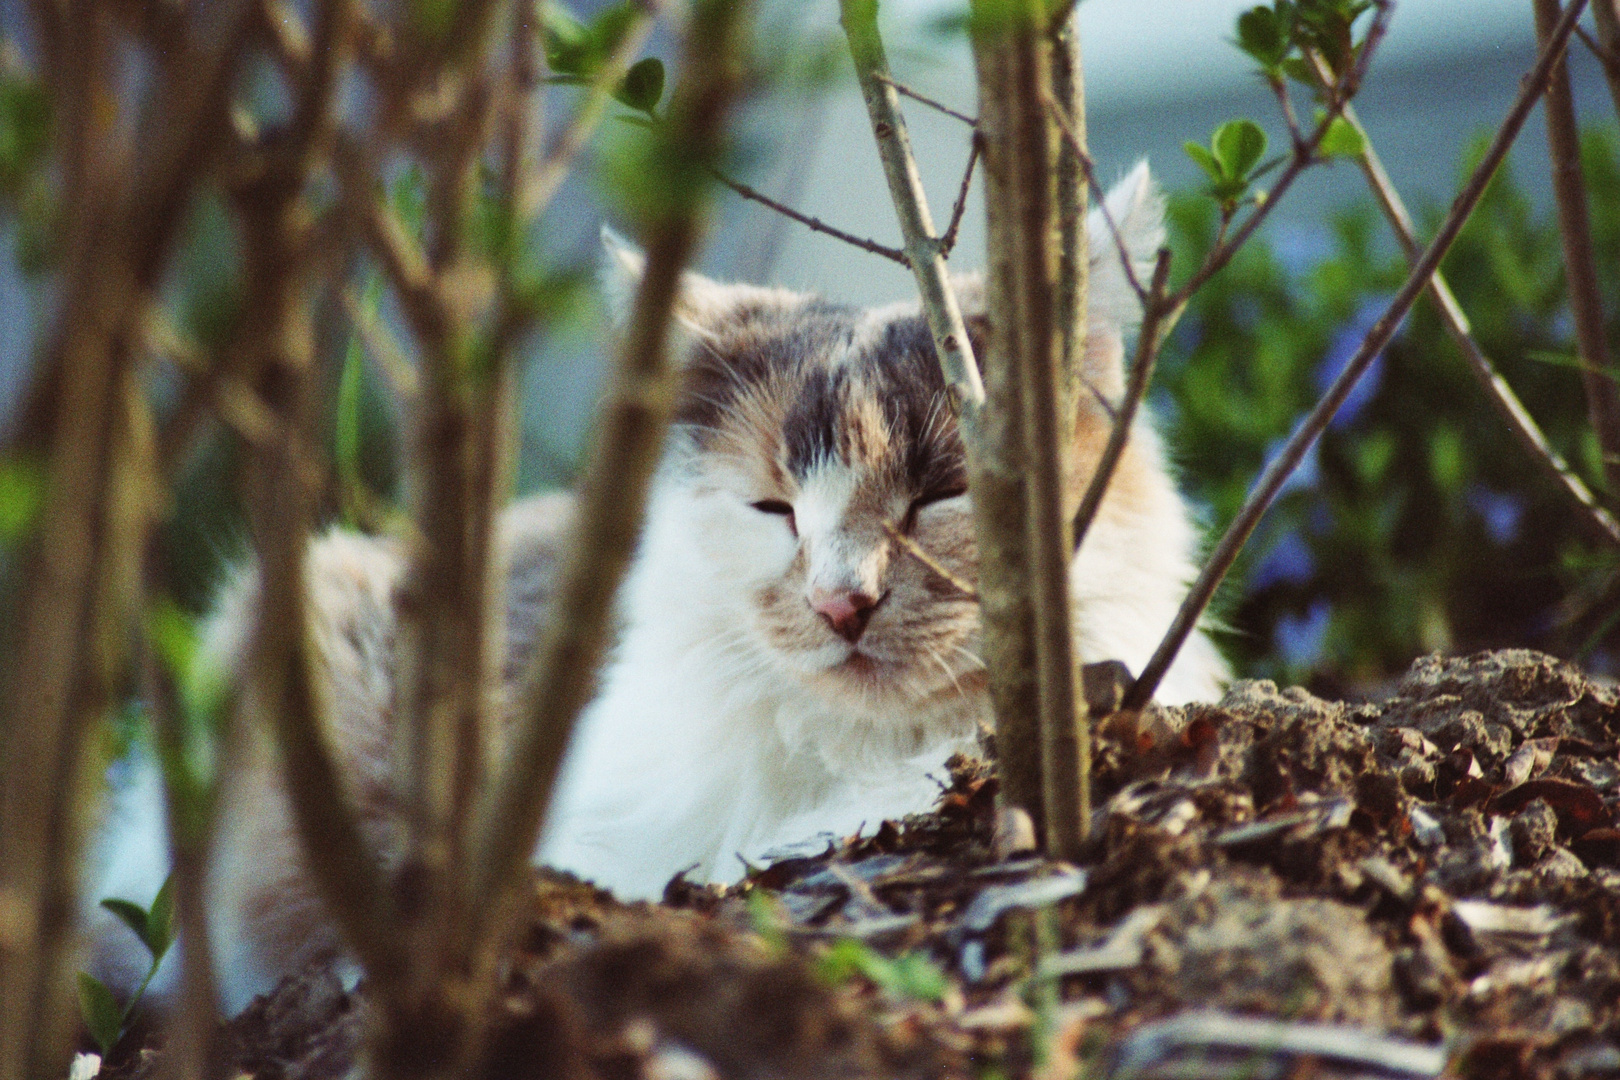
[94,650,1620,1079]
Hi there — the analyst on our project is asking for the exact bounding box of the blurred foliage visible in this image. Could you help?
[1160,129,1620,690]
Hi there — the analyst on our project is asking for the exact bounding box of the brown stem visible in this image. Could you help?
[1535,0,1620,495]
[470,0,752,927]
[1121,0,1591,711]
[965,8,1040,835]
[883,521,979,600]
[1003,9,1084,858]
[939,136,981,257]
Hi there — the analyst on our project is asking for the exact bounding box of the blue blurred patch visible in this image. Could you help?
[1465,485,1525,545]
[1274,600,1332,670]
[1315,296,1397,429]
[1251,529,1316,590]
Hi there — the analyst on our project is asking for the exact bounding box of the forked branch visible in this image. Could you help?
[1309,61,1620,548]
[1121,0,1592,711]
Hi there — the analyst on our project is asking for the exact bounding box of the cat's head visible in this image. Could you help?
[603,163,1164,718]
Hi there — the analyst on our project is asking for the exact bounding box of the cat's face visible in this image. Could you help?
[666,295,985,713]
[605,162,1164,716]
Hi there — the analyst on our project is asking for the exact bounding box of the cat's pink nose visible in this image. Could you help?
[810,588,880,643]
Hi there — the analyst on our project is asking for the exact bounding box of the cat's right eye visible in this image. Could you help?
[750,499,797,535]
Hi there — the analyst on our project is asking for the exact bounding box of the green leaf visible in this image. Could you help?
[540,2,592,76]
[1183,140,1224,182]
[1235,7,1289,68]
[885,952,948,1002]
[77,973,124,1055]
[1213,119,1268,181]
[588,1,641,58]
[146,874,177,961]
[99,898,153,953]
[615,57,664,115]
[1318,115,1365,158]
[0,456,45,542]
[1279,56,1318,86]
[0,74,51,196]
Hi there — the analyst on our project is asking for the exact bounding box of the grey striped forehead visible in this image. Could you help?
[674,297,965,495]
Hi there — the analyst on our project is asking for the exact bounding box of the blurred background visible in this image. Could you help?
[3,0,1617,692]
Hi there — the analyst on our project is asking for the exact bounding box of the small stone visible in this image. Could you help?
[1510,798,1560,864]
[1545,998,1595,1037]
[1557,1043,1620,1079]
[993,806,1038,860]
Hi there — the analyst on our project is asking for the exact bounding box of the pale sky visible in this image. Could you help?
[886,0,1539,101]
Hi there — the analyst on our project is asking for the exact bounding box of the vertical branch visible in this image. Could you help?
[1121,0,1591,710]
[470,0,753,925]
[966,6,1042,835]
[140,600,220,1080]
[1070,253,1172,555]
[1,5,254,1073]
[1534,0,1620,495]
[1051,15,1087,500]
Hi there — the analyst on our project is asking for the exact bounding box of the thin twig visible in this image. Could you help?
[339,285,420,398]
[714,168,911,266]
[1535,0,1620,496]
[1121,0,1592,711]
[1070,251,1172,555]
[1164,0,1395,311]
[1309,56,1620,546]
[883,520,979,600]
[872,71,977,125]
[939,136,980,257]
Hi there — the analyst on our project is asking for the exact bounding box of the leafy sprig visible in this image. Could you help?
[78,875,177,1056]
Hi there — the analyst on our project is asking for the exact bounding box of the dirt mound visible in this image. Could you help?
[93,650,1620,1079]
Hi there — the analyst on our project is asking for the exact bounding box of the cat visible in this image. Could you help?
[86,161,1226,1015]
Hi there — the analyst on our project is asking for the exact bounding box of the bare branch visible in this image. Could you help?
[715,168,911,266]
[872,71,977,125]
[1045,96,1147,302]
[939,136,980,257]
[1535,0,1620,496]
[339,285,420,399]
[1121,0,1592,711]
[1587,0,1620,122]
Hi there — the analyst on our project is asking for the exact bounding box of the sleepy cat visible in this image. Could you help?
[87,161,1225,1014]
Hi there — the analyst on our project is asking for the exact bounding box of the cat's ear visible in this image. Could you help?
[1086,160,1164,333]
[1082,161,1164,402]
[599,225,768,338]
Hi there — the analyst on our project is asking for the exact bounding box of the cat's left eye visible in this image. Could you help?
[902,484,968,532]
[751,499,797,535]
